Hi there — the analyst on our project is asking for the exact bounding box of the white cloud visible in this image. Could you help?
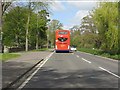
[50,1,65,12]
[67,1,97,10]
[72,10,89,24]
[63,10,89,29]
[63,24,74,30]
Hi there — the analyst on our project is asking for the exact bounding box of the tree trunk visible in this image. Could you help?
[25,15,30,51]
[25,2,31,51]
[36,34,39,50]
[36,12,39,50]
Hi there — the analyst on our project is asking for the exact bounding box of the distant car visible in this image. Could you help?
[70,46,77,51]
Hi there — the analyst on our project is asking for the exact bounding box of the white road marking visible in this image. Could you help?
[99,67,120,79]
[77,51,118,62]
[81,58,91,64]
[76,55,79,58]
[17,52,54,90]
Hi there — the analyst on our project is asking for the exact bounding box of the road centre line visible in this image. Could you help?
[76,55,79,58]
[99,67,120,79]
[81,58,91,64]
[17,52,54,90]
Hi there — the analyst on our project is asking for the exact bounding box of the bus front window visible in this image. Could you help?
[58,37,68,42]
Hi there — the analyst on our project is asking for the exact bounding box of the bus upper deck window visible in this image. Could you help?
[58,31,68,35]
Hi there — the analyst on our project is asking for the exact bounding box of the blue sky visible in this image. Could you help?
[10,0,117,30]
[49,1,98,29]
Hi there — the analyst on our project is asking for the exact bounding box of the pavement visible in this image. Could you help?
[2,50,52,88]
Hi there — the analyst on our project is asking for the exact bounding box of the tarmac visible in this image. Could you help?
[2,51,52,89]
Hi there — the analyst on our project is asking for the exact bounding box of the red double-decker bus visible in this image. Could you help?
[55,30,70,52]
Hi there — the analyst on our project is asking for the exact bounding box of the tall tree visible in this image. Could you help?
[93,2,118,54]
[3,6,28,47]
[29,10,50,49]
[118,1,120,54]
[25,2,31,51]
[0,2,12,53]
[80,15,97,34]
[25,1,50,51]
[48,19,63,46]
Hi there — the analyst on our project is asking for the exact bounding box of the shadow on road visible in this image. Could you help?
[23,67,118,88]
[2,61,34,88]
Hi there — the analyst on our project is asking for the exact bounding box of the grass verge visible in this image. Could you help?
[78,48,120,60]
[0,53,21,61]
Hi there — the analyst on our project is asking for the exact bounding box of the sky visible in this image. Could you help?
[8,0,118,30]
[49,0,98,30]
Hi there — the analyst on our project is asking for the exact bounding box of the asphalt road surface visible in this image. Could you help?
[19,51,119,89]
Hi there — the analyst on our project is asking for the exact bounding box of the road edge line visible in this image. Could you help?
[17,52,54,90]
[77,51,118,62]
[99,67,120,79]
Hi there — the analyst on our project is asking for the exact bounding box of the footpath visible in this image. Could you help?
[2,50,53,88]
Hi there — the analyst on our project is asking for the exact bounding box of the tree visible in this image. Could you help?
[0,2,12,53]
[3,6,29,48]
[80,15,97,34]
[48,19,63,47]
[118,1,120,54]
[70,25,81,47]
[93,2,118,54]
[25,1,50,51]
[29,10,50,49]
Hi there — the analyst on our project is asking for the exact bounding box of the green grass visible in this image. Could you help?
[0,53,21,61]
[78,48,120,60]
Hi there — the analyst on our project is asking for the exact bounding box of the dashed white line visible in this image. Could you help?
[99,67,120,79]
[76,55,79,58]
[81,58,91,64]
[17,52,54,90]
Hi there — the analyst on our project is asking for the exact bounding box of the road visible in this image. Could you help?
[19,51,119,89]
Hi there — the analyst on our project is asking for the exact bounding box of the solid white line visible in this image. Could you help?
[17,52,54,90]
[76,55,79,58]
[81,58,91,64]
[95,55,118,62]
[99,67,120,79]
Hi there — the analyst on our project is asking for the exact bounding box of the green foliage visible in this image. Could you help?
[29,10,49,48]
[78,48,120,60]
[79,32,99,48]
[93,2,118,54]
[3,5,50,51]
[70,29,81,47]
[118,1,120,54]
[48,19,63,46]
[73,2,119,57]
[78,48,102,55]
[3,6,28,47]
